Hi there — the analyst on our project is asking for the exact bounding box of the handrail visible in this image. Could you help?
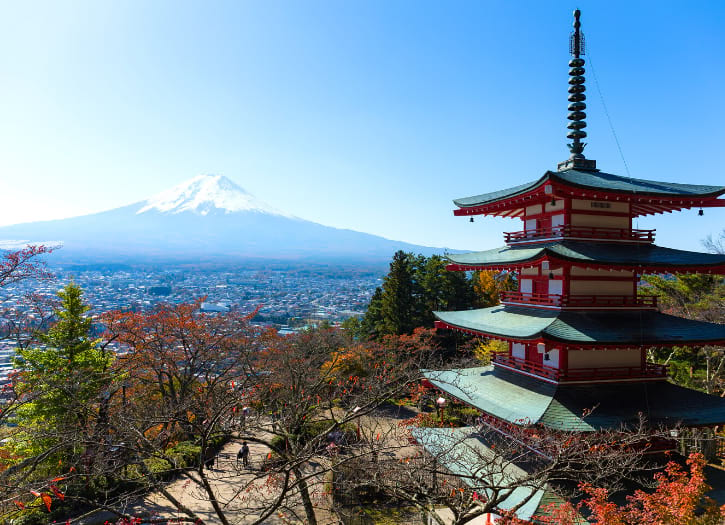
[500,291,658,309]
[493,354,668,382]
[500,291,562,306]
[504,225,655,244]
[493,354,559,380]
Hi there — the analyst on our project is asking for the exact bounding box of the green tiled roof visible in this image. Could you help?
[454,169,725,208]
[411,426,550,521]
[422,367,556,424]
[423,366,725,431]
[434,306,725,345]
[447,241,725,270]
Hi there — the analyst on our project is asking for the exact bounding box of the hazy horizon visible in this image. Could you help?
[1,1,724,252]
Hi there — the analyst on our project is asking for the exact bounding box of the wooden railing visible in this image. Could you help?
[500,291,658,309]
[500,291,562,307]
[493,354,668,382]
[493,354,560,381]
[563,294,658,308]
[504,225,655,244]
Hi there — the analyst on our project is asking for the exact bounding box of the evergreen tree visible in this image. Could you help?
[360,252,476,339]
[379,250,417,335]
[12,283,114,458]
[416,255,474,326]
[360,286,384,338]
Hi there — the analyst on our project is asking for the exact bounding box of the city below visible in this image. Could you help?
[0,260,386,386]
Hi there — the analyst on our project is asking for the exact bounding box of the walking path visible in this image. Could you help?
[81,405,421,524]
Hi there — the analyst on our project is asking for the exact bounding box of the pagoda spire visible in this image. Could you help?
[558,9,597,171]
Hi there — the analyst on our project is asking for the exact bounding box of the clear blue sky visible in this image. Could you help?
[1,1,723,252]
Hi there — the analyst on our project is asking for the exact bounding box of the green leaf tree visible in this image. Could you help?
[361,251,476,339]
[642,273,725,393]
[378,250,418,336]
[416,255,474,324]
[12,283,114,459]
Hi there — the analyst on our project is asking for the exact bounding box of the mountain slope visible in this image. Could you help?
[0,175,442,263]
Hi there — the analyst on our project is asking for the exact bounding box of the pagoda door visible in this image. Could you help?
[538,215,552,235]
[533,279,548,298]
[525,344,543,366]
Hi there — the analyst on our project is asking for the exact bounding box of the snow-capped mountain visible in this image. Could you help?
[0,175,440,264]
[136,175,293,218]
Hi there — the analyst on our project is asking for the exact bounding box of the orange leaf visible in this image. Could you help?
[40,493,52,512]
[52,476,65,482]
[30,490,40,497]
[13,500,25,509]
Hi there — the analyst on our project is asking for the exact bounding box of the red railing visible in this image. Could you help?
[504,225,655,244]
[563,295,658,308]
[493,354,668,383]
[500,291,562,307]
[493,354,559,381]
[563,363,668,381]
[500,291,658,309]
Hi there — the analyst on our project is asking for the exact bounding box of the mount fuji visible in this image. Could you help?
[0,175,440,264]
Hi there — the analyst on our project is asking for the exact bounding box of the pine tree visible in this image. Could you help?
[12,283,114,457]
[360,252,476,339]
[417,255,474,326]
[379,251,417,335]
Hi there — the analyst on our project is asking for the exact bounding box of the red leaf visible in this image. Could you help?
[40,493,52,511]
[50,484,65,501]
[13,500,25,509]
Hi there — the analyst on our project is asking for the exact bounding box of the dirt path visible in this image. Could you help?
[81,405,423,524]
[131,436,323,524]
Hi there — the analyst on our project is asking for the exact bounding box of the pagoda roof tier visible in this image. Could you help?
[411,426,570,522]
[423,366,725,431]
[453,169,725,218]
[445,241,725,274]
[433,306,725,347]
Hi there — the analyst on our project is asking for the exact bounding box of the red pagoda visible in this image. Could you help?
[416,9,725,521]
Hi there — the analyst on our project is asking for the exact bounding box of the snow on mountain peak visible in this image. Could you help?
[136,175,292,217]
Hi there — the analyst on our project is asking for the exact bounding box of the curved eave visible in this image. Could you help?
[550,170,725,199]
[445,243,725,275]
[446,257,725,275]
[425,367,725,431]
[453,170,725,218]
[434,308,725,348]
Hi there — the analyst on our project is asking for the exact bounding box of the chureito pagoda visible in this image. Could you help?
[414,9,725,523]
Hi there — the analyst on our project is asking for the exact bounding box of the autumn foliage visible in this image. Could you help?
[0,244,54,287]
[499,453,725,525]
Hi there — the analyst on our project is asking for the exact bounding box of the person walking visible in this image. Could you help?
[238,441,250,468]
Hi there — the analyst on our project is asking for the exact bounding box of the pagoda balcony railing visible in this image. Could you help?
[500,291,658,309]
[492,354,668,383]
[503,225,655,244]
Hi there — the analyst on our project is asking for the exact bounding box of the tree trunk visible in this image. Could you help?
[294,466,318,525]
[198,467,232,525]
